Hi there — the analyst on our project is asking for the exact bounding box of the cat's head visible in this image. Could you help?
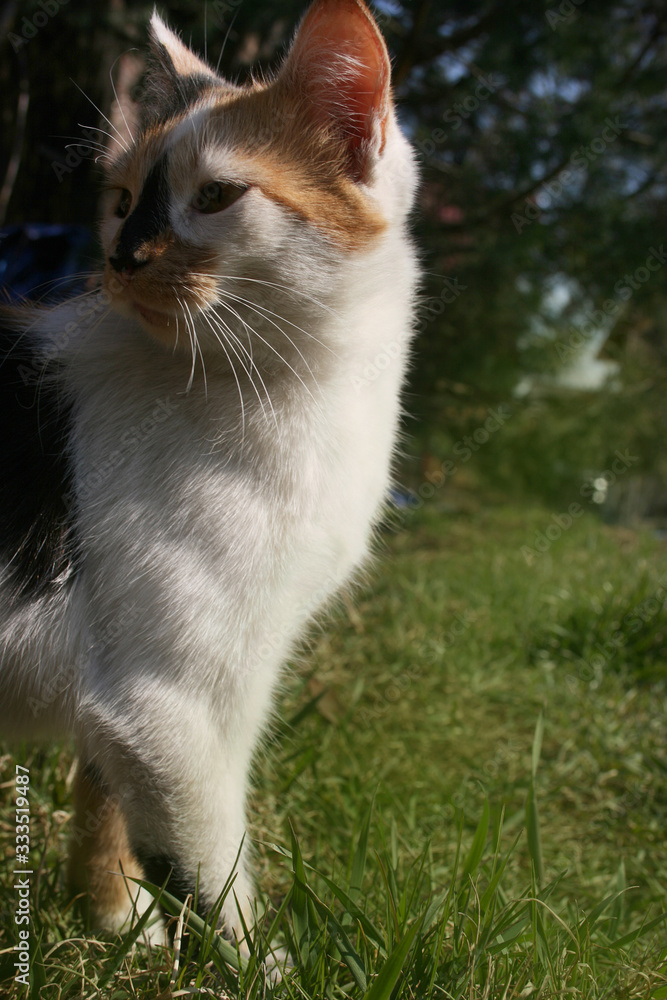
[99,0,417,359]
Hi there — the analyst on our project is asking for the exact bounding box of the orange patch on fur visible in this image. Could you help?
[67,764,145,930]
[208,86,388,250]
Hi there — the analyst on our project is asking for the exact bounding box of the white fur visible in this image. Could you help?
[0,10,419,936]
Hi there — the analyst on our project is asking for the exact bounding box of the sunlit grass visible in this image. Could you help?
[1,502,666,997]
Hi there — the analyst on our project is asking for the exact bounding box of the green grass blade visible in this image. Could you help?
[480,829,523,911]
[96,876,166,989]
[531,710,544,779]
[362,919,421,1000]
[525,780,544,887]
[289,821,312,965]
[301,880,368,991]
[582,887,628,935]
[462,798,490,880]
[607,911,667,951]
[126,876,243,971]
[608,859,626,940]
[317,870,387,953]
[28,931,46,998]
[350,789,376,901]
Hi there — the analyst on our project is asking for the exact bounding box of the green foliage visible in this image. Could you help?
[528,572,667,683]
[2,1,665,479]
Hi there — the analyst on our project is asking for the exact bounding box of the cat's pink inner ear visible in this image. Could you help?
[285,0,391,182]
[149,12,213,79]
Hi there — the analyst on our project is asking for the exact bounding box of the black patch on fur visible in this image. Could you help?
[137,851,234,949]
[144,41,218,124]
[135,850,199,909]
[110,155,171,273]
[157,68,217,115]
[81,759,108,792]
[0,321,77,602]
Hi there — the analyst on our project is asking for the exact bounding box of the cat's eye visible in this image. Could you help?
[193,181,247,215]
[114,189,132,220]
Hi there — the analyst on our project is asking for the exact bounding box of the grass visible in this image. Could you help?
[1,500,666,998]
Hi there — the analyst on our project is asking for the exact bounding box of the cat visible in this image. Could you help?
[0,0,419,944]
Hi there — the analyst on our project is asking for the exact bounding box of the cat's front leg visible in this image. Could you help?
[77,686,258,940]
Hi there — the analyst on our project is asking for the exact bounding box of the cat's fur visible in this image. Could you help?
[0,0,418,938]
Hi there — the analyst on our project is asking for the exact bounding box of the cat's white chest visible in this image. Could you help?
[69,347,399,700]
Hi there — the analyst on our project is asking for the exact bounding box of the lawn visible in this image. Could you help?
[1,500,666,998]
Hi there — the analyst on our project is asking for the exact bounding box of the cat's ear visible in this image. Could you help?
[148,12,215,82]
[140,12,219,123]
[281,0,392,183]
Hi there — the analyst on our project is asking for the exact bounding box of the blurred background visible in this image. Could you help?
[0,0,665,520]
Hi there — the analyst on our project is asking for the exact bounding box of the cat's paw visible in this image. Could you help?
[102,879,167,947]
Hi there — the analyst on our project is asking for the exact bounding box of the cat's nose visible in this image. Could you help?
[109,251,147,275]
[108,252,148,286]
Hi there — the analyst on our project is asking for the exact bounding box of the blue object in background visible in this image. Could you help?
[0,224,96,303]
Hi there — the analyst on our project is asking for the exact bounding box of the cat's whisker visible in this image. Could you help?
[221,304,257,374]
[176,294,198,393]
[204,304,269,411]
[208,294,256,363]
[0,285,108,366]
[223,287,334,358]
[191,273,342,325]
[55,135,115,156]
[173,291,198,394]
[183,298,208,400]
[213,297,322,414]
[219,291,323,399]
[215,10,240,76]
[205,305,277,428]
[199,310,249,441]
[76,121,129,155]
[18,272,101,301]
[195,275,326,366]
[64,145,114,165]
[29,302,114,416]
[108,54,137,147]
[70,77,131,152]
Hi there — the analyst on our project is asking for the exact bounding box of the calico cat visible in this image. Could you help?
[0,0,418,941]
